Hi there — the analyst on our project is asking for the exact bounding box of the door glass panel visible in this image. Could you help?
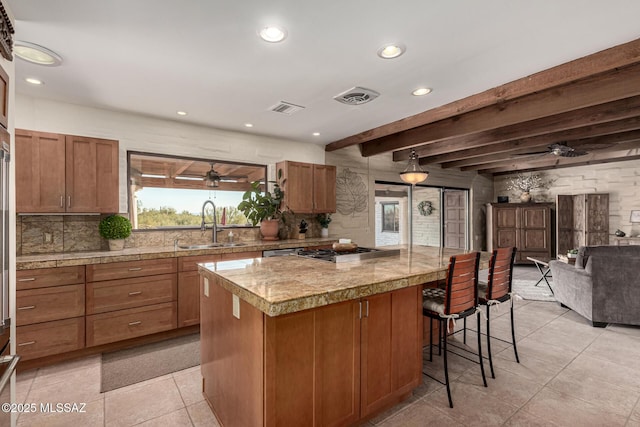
[375,183,409,247]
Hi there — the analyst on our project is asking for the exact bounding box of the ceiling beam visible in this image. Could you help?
[441,129,640,169]
[414,116,640,165]
[476,144,640,174]
[325,38,640,152]
[390,95,640,163]
[363,63,640,157]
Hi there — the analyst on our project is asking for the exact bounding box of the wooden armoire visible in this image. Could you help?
[556,193,609,254]
[486,202,553,263]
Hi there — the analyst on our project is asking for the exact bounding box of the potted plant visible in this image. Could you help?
[237,177,285,241]
[99,214,132,251]
[316,213,332,237]
[506,173,546,203]
[567,248,578,258]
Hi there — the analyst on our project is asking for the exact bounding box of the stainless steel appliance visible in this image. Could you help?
[262,248,305,257]
[0,127,17,427]
[297,247,400,263]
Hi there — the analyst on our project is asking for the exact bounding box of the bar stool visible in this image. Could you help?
[423,251,487,408]
[478,247,519,379]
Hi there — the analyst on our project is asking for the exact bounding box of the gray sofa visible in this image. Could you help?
[549,245,640,327]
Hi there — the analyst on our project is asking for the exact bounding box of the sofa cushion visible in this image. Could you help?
[576,245,640,269]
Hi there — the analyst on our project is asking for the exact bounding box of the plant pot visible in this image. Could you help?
[108,239,125,251]
[321,227,329,237]
[260,219,280,241]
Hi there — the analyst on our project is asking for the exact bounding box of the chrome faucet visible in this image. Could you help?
[201,200,218,243]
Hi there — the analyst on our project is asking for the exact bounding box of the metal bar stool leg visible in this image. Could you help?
[429,317,433,362]
[442,318,453,408]
[510,301,520,363]
[486,306,495,379]
[476,310,488,387]
[463,317,467,344]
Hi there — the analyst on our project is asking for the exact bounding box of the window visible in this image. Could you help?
[381,202,400,232]
[128,152,267,230]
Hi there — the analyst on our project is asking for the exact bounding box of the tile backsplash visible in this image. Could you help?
[17,214,326,255]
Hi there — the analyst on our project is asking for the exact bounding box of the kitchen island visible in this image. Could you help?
[198,245,489,427]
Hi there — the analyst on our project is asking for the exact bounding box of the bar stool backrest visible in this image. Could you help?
[444,252,481,315]
[486,247,516,300]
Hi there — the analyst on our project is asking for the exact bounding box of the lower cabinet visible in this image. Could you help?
[17,317,85,360]
[201,274,422,427]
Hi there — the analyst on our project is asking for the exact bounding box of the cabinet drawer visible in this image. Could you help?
[86,302,177,347]
[178,254,221,272]
[16,266,85,290]
[86,273,177,315]
[16,284,85,326]
[16,317,85,361]
[86,258,177,282]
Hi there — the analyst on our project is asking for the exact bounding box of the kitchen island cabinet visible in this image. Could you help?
[199,246,483,426]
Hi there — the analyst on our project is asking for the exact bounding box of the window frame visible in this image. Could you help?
[381,201,400,233]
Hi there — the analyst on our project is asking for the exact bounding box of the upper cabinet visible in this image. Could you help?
[16,129,119,214]
[0,64,8,130]
[277,160,336,214]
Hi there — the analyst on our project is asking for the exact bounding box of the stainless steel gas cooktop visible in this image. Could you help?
[297,247,400,263]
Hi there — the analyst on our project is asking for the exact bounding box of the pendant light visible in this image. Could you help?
[399,149,428,184]
[205,164,221,188]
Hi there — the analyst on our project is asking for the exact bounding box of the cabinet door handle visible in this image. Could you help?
[128,267,143,271]
[128,291,142,296]
[128,321,142,326]
[18,341,36,347]
[17,277,36,282]
[365,300,369,318]
[18,305,36,311]
[60,195,64,208]
[67,195,71,208]
[358,301,362,319]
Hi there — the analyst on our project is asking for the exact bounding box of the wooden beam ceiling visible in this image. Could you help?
[325,38,640,175]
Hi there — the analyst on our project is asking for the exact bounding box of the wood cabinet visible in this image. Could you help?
[177,251,262,327]
[16,266,86,360]
[557,193,609,254]
[277,161,336,214]
[15,129,119,213]
[487,203,553,263]
[201,274,422,427]
[0,64,9,129]
[86,258,177,346]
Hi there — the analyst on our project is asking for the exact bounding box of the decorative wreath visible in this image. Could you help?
[417,200,434,216]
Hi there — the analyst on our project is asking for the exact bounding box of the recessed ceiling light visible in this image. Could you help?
[25,78,43,85]
[259,26,287,43]
[312,132,320,136]
[412,87,432,96]
[14,41,63,66]
[244,123,254,128]
[176,111,187,116]
[377,44,405,59]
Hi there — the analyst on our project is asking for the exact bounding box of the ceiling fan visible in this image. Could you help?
[204,163,249,187]
[520,142,588,158]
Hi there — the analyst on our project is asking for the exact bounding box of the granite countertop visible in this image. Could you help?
[199,245,490,317]
[16,237,337,270]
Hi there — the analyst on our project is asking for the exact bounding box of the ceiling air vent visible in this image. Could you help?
[268,101,305,115]
[333,87,380,105]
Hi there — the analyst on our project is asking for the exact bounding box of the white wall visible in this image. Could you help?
[326,146,494,249]
[15,94,326,212]
[494,160,640,238]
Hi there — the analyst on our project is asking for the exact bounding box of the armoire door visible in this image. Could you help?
[585,194,609,245]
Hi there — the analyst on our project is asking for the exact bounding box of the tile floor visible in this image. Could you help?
[14,266,640,426]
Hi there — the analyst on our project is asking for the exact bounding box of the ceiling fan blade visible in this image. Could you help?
[559,150,588,157]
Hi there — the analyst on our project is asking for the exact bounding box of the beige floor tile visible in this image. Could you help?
[173,367,204,406]
[583,330,640,372]
[136,408,193,426]
[521,387,627,426]
[606,324,640,339]
[523,316,604,354]
[376,398,460,426]
[105,377,184,427]
[547,366,639,417]
[15,369,37,404]
[508,335,579,367]
[560,354,640,393]
[457,366,544,407]
[491,349,562,385]
[631,401,640,424]
[503,409,563,426]
[186,401,220,427]
[17,398,104,427]
[33,355,101,387]
[26,365,103,405]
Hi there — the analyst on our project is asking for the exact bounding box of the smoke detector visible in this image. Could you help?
[268,101,305,115]
[333,87,380,105]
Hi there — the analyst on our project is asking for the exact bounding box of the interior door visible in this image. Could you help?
[443,190,467,249]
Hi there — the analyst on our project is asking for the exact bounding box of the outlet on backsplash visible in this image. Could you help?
[43,232,53,244]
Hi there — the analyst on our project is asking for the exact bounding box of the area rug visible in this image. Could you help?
[512,279,555,302]
[101,333,200,392]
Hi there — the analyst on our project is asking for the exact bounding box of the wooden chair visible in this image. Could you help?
[478,247,519,379]
[422,251,487,408]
